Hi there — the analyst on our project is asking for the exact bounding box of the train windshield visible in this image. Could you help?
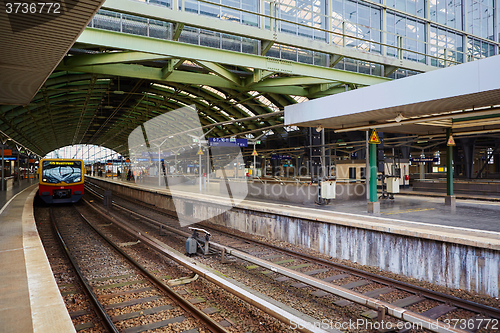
[42,160,82,184]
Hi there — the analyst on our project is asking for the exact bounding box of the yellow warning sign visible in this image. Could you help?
[252,149,258,156]
[369,129,381,144]
[197,148,204,155]
[447,134,456,146]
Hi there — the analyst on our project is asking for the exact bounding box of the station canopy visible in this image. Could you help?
[285,55,500,137]
[0,0,106,105]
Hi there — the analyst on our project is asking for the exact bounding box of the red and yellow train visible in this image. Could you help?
[38,159,85,203]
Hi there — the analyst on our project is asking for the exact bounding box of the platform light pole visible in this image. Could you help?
[151,136,170,187]
[16,145,21,185]
[248,130,270,179]
[1,139,4,191]
[188,128,215,193]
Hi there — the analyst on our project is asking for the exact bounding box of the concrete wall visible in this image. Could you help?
[89,177,500,297]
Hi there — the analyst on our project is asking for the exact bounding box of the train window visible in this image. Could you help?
[42,160,82,184]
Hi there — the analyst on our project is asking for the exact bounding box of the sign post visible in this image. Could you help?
[208,137,248,147]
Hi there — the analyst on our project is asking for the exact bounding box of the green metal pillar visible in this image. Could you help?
[369,131,377,203]
[446,128,453,196]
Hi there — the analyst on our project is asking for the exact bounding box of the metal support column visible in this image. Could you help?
[368,129,379,213]
[16,146,20,184]
[366,131,370,200]
[370,140,377,202]
[321,129,326,180]
[158,146,161,186]
[1,142,4,191]
[445,128,455,208]
[420,150,425,180]
[199,144,202,192]
[253,143,257,178]
[207,148,210,185]
[446,129,453,196]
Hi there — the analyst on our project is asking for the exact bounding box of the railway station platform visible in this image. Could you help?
[88,176,500,299]
[0,183,75,333]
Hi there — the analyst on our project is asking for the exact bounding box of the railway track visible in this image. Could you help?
[35,204,104,332]
[48,204,228,333]
[84,181,500,333]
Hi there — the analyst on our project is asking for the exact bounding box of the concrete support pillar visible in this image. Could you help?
[446,129,455,209]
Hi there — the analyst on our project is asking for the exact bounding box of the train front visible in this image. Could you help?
[38,159,85,203]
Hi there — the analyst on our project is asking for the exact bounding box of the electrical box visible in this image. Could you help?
[387,177,400,194]
[320,181,336,199]
[186,237,197,255]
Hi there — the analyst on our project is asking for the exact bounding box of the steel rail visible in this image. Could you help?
[85,182,500,326]
[85,182,500,320]
[203,224,500,321]
[122,187,500,321]
[74,205,229,333]
[82,195,333,333]
[49,207,119,333]
[83,185,468,333]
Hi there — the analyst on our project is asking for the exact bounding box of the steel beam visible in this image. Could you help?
[101,0,434,74]
[77,28,389,86]
[58,62,237,88]
[196,61,242,86]
[64,51,171,67]
[249,76,337,88]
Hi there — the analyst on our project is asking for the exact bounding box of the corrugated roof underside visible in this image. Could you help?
[0,0,105,105]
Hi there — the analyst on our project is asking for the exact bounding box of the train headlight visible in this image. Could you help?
[42,178,47,182]
[74,177,81,182]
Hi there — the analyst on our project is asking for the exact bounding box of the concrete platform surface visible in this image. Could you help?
[0,185,76,333]
[90,176,500,251]
[0,178,38,211]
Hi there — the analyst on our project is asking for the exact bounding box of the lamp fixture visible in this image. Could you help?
[394,113,404,123]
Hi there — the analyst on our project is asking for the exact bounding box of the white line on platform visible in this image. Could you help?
[0,185,35,216]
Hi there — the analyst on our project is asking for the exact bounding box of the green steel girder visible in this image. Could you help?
[2,8,399,156]
[101,0,434,74]
[64,51,172,67]
[57,63,238,89]
[77,28,389,87]
[248,76,338,88]
[195,61,242,86]
[161,58,184,79]
[73,75,98,144]
[0,113,44,154]
[141,92,229,128]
